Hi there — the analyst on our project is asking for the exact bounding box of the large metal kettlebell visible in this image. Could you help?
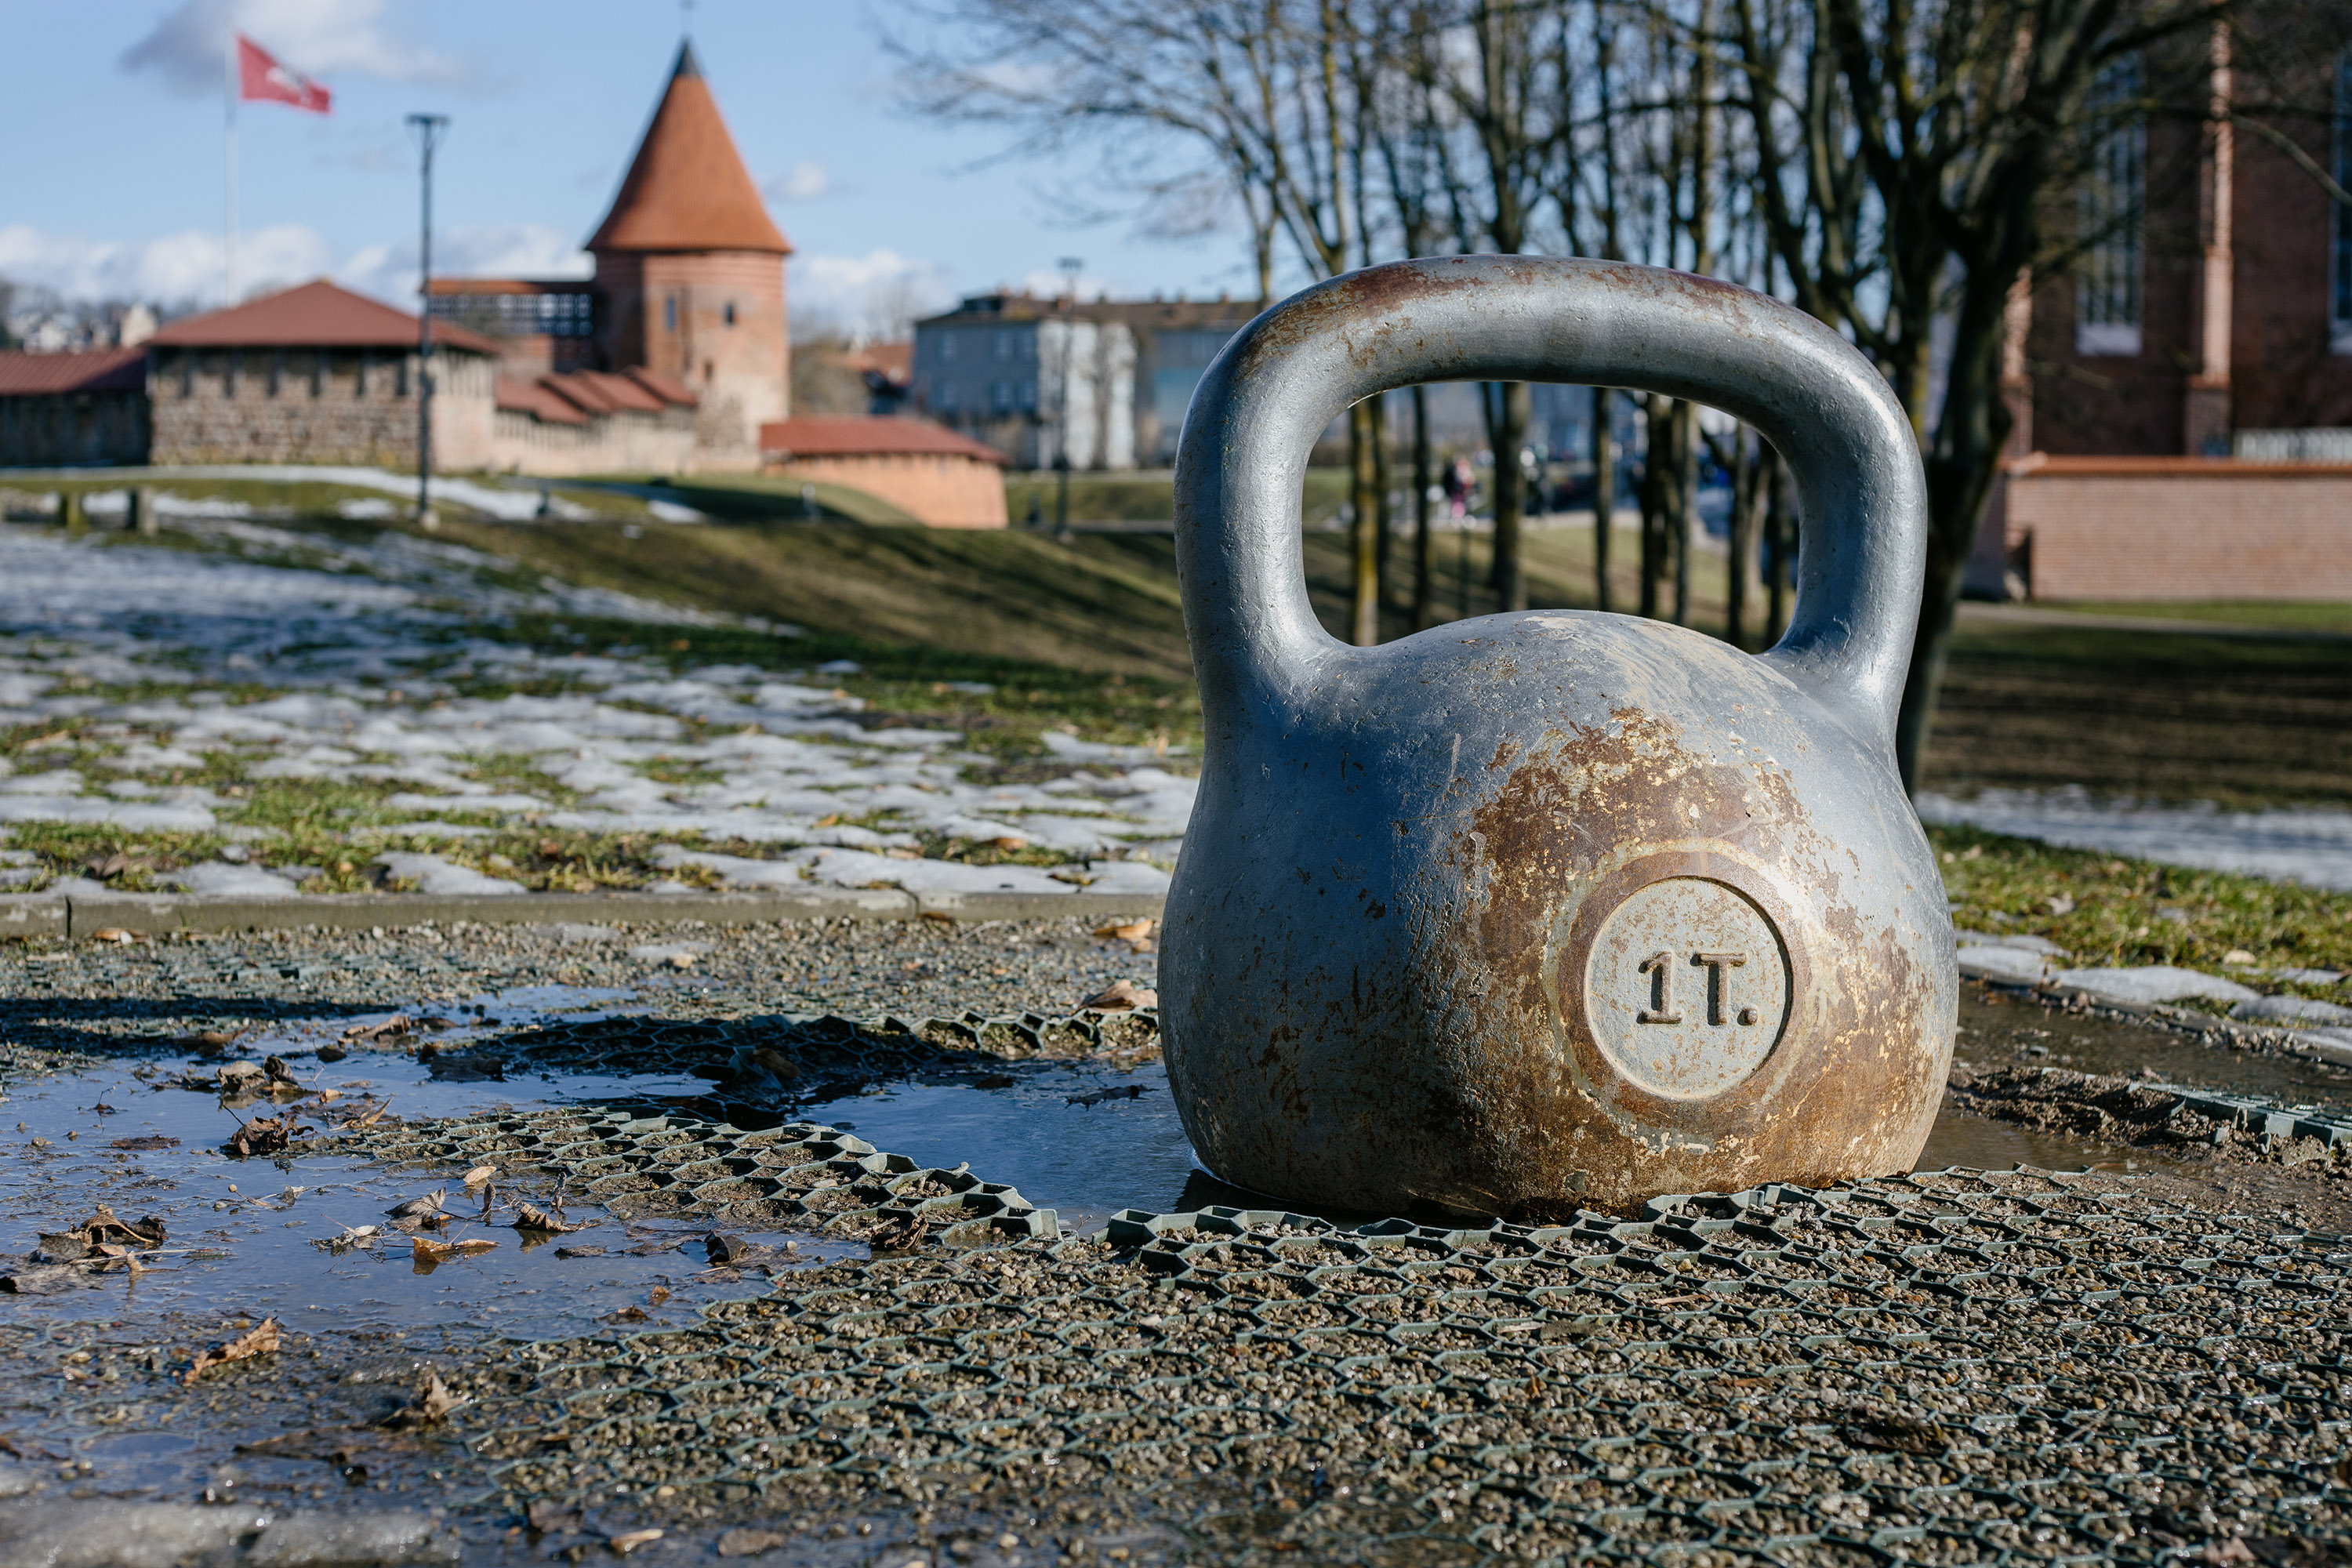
[1162,256,1956,1218]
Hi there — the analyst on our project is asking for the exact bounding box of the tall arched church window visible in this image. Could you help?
[2334,51,2352,350]
[2078,56,2147,357]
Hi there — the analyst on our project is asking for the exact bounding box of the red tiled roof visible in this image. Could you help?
[150,279,497,354]
[537,370,669,417]
[848,342,912,387]
[427,278,594,297]
[587,42,790,256]
[759,417,1008,465]
[622,365,696,407]
[495,376,589,426]
[0,347,147,396]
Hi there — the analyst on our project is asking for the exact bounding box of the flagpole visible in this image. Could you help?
[223,30,238,303]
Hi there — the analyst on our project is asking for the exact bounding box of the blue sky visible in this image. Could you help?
[2,0,1259,332]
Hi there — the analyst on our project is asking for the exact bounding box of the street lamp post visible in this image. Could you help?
[406,112,450,530]
[1053,256,1083,539]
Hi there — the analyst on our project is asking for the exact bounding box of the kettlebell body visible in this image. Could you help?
[1162,258,1956,1218]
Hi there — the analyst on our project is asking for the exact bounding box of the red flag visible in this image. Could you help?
[236,35,331,114]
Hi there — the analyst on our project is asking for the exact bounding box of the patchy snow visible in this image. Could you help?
[376,851,525,896]
[0,521,1191,898]
[1919,787,2352,892]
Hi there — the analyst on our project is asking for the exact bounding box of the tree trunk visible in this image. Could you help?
[1591,385,1613,614]
[1671,399,1696,627]
[1764,445,1792,644]
[1638,394,1671,619]
[1896,277,2014,793]
[1371,390,1393,621]
[1411,385,1435,631]
[1349,398,1381,646]
[1479,380,1530,612]
[1726,425,1752,651]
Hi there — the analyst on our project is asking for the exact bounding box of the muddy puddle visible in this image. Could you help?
[1957,989,2352,1105]
[0,985,857,1341]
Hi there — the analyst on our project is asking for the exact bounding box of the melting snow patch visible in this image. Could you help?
[375,852,524,896]
[1919,787,2352,891]
[2051,966,2260,1007]
[170,862,305,898]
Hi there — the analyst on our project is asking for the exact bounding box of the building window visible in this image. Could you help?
[664,296,678,334]
[224,351,241,397]
[2078,55,2145,357]
[942,334,958,363]
[178,350,194,397]
[1018,378,1037,411]
[2336,52,2352,350]
[356,349,369,397]
[937,381,960,412]
[724,301,737,327]
[990,379,1014,412]
[396,356,409,398]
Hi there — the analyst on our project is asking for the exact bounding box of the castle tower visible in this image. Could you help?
[588,42,791,466]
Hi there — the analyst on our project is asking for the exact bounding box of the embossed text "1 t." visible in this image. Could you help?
[1638,950,1758,1026]
[1693,951,1755,1026]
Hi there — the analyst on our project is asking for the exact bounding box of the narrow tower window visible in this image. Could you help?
[724,301,737,326]
[664,296,678,334]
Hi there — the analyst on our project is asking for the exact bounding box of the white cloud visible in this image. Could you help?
[0,223,331,307]
[0,222,585,311]
[764,161,832,203]
[787,249,958,341]
[336,226,591,307]
[122,0,471,96]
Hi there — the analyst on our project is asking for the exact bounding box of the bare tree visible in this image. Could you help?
[1726,0,2219,789]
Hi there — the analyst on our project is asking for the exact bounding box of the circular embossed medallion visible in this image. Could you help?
[1581,876,1792,1100]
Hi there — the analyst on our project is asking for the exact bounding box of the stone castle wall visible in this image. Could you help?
[149,346,495,469]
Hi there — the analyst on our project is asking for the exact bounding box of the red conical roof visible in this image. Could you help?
[587,42,791,256]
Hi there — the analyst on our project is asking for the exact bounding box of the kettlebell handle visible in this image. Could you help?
[1173,256,1927,752]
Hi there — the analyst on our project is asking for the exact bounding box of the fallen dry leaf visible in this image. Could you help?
[378,1370,461,1430]
[339,1014,412,1043]
[1080,978,1156,1011]
[87,927,140,946]
[461,1164,495,1188]
[385,1189,448,1222]
[186,1319,281,1380]
[648,1286,671,1308]
[510,1202,584,1234]
[1067,1084,1152,1108]
[608,1530,664,1556]
[110,1134,180,1151]
[223,1115,307,1159]
[526,1501,586,1536]
[717,1529,786,1559]
[604,1305,650,1323]
[409,1236,495,1264]
[918,909,955,924]
[1092,918,1156,944]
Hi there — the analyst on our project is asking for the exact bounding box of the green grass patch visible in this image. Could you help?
[1933,822,2352,995]
[2027,600,2352,633]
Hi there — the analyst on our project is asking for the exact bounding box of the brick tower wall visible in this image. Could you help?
[593,249,787,470]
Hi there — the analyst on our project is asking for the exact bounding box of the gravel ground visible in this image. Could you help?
[0,915,1160,1050]
[0,920,2346,1567]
